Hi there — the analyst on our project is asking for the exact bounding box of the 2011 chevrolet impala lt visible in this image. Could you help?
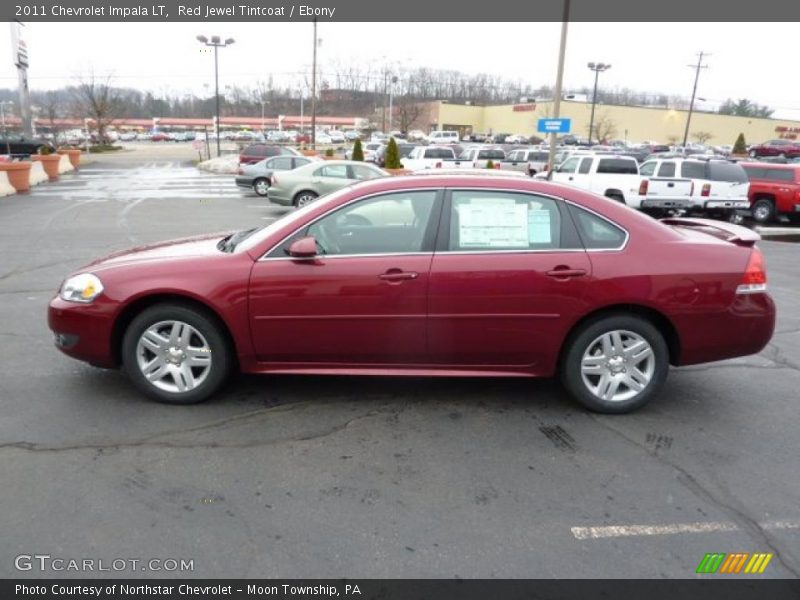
[48,176,775,413]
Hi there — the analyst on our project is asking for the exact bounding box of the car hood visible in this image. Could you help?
[82,232,233,271]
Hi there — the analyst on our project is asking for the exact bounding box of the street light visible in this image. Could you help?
[388,76,398,132]
[587,62,611,144]
[196,34,235,157]
[0,101,13,155]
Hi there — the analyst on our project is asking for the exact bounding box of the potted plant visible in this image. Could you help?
[57,145,82,169]
[383,138,411,176]
[300,144,318,157]
[324,148,335,160]
[31,145,62,181]
[0,158,32,193]
[351,139,364,161]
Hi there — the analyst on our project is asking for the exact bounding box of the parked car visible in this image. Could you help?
[266,160,387,207]
[118,132,137,142]
[550,154,645,207]
[501,148,551,176]
[239,143,300,165]
[426,131,460,145]
[328,130,346,144]
[458,146,507,169]
[233,131,258,142]
[638,157,750,219]
[373,142,417,168]
[48,175,775,414]
[235,155,322,197]
[407,130,427,142]
[740,162,800,223]
[402,146,472,170]
[344,130,362,141]
[748,139,800,159]
[150,132,172,142]
[345,142,382,162]
[0,136,56,156]
[315,132,333,145]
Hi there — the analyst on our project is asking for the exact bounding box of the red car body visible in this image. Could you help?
[741,162,800,223]
[48,176,775,410]
[748,139,800,159]
[239,144,294,165]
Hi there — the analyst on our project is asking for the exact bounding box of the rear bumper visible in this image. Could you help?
[675,293,776,366]
[642,198,693,209]
[703,199,750,210]
[48,296,117,368]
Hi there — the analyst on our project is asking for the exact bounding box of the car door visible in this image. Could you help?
[311,164,354,195]
[248,189,443,365]
[550,156,581,184]
[427,189,592,369]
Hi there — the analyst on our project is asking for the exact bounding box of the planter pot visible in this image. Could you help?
[323,155,338,160]
[57,148,82,169]
[0,161,32,192]
[31,154,62,181]
[300,150,319,157]
[384,168,412,176]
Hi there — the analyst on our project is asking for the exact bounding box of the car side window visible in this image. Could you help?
[639,161,656,176]
[569,206,627,250]
[270,157,293,170]
[578,158,593,174]
[447,190,562,251]
[559,157,580,173]
[293,158,310,168]
[306,191,437,256]
[349,165,383,181]
[315,165,349,179]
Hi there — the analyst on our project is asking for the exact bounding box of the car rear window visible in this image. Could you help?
[528,152,550,161]
[596,158,638,174]
[424,148,456,159]
[477,149,506,160]
[708,162,748,183]
[680,162,706,179]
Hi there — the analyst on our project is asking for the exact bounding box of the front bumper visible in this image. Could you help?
[267,192,292,206]
[234,176,255,189]
[48,296,117,368]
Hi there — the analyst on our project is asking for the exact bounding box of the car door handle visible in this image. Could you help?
[379,270,419,282]
[546,268,587,279]
[568,176,574,181]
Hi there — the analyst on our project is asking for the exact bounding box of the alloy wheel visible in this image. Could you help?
[135,320,212,394]
[580,330,655,403]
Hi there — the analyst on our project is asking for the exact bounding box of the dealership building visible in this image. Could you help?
[415,99,800,146]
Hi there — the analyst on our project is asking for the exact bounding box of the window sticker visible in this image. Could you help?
[527,209,552,244]
[458,202,528,248]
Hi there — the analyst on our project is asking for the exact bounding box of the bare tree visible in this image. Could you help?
[692,131,713,144]
[71,71,124,142]
[592,113,617,143]
[41,90,62,144]
[395,98,423,132]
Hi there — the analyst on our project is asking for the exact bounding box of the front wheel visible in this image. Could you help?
[751,198,774,224]
[293,190,318,208]
[122,304,233,404]
[561,315,669,414]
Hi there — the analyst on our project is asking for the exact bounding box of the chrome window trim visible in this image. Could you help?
[258,185,630,261]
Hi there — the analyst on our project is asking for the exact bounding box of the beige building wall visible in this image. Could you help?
[433,100,800,146]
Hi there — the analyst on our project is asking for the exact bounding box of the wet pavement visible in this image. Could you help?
[1,153,799,578]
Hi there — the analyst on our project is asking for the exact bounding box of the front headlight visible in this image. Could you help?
[60,273,104,303]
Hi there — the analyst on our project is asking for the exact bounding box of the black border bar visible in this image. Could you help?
[5,0,800,22]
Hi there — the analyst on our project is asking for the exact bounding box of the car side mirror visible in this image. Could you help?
[287,236,318,259]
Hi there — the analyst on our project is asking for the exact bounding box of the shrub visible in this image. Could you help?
[486,159,495,169]
[325,147,334,157]
[39,145,53,155]
[384,138,402,169]
[733,133,747,154]
[352,138,364,162]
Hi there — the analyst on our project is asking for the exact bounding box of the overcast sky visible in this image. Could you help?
[2,22,798,120]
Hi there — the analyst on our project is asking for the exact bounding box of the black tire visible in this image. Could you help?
[253,177,270,197]
[293,190,318,208]
[122,303,233,404]
[751,198,774,224]
[560,314,669,414]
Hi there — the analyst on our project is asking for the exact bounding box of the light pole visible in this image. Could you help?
[547,0,570,178]
[260,101,266,133]
[388,75,398,133]
[196,34,235,157]
[682,51,709,147]
[0,101,13,155]
[587,62,611,144]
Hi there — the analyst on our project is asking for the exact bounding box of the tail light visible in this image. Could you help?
[701,183,711,197]
[736,248,767,294]
[638,180,648,195]
[494,162,501,169]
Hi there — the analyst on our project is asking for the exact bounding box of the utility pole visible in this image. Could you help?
[382,67,388,132]
[10,22,33,137]
[547,0,570,178]
[311,17,318,149]
[682,51,709,147]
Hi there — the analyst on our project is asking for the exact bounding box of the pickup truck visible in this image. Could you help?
[549,154,645,207]
[401,146,471,170]
[458,146,507,169]
[638,157,750,219]
[740,162,800,223]
[500,148,551,176]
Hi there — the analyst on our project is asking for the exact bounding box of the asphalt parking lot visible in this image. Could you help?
[1,148,799,579]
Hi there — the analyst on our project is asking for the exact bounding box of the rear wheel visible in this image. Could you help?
[122,304,233,404]
[253,177,270,197]
[751,198,774,224]
[605,191,626,205]
[293,190,318,208]
[561,315,669,414]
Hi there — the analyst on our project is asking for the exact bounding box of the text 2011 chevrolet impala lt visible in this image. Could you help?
[48,176,775,413]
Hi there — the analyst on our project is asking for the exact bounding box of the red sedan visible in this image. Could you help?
[48,176,775,413]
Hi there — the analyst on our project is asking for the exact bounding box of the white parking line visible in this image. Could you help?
[571,519,800,540]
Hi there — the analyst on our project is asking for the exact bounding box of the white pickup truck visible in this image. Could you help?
[638,157,750,219]
[549,154,645,207]
[401,146,471,170]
